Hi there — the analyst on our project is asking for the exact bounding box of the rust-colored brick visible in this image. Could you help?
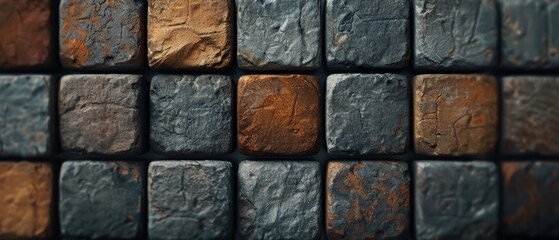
[0,0,52,68]
[237,75,320,155]
[413,74,498,156]
[0,162,52,239]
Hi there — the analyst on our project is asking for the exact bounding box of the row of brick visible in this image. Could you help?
[1,0,557,71]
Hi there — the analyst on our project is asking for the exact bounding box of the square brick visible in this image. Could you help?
[326,74,409,155]
[0,75,53,157]
[502,76,559,154]
[413,74,498,156]
[236,0,321,70]
[326,161,410,239]
[0,0,52,68]
[150,75,233,155]
[59,161,143,239]
[148,0,233,70]
[237,75,320,155]
[59,74,145,155]
[0,162,52,239]
[502,161,559,237]
[59,0,144,70]
[238,161,321,240]
[326,0,410,70]
[414,0,498,70]
[148,161,233,239]
[414,161,498,240]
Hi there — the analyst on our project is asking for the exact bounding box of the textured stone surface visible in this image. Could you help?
[326,161,410,239]
[148,0,233,70]
[0,162,52,239]
[148,161,233,240]
[414,0,498,70]
[326,0,410,69]
[326,74,409,155]
[413,74,498,156]
[414,161,498,240]
[59,74,144,155]
[59,0,144,69]
[238,161,321,240]
[501,0,559,69]
[150,75,233,155]
[0,0,52,68]
[237,0,321,70]
[502,76,559,155]
[0,75,52,157]
[237,75,320,155]
[59,161,143,239]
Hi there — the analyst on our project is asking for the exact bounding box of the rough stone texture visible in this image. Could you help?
[0,0,52,68]
[150,75,233,155]
[326,74,409,155]
[414,0,498,70]
[237,75,320,155]
[236,0,321,70]
[238,161,321,240]
[501,0,559,69]
[502,161,559,237]
[326,0,410,70]
[0,75,52,157]
[59,0,144,69]
[148,0,233,70]
[502,76,559,155]
[148,161,233,240]
[414,161,498,240]
[326,161,410,240]
[59,161,143,239]
[59,74,144,155]
[413,74,498,156]
[0,162,52,239]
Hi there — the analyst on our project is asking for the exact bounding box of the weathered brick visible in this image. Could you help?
[413,74,498,156]
[326,74,409,155]
[148,0,233,70]
[59,0,144,69]
[150,75,233,155]
[0,162,52,239]
[502,76,559,154]
[326,161,410,239]
[326,0,410,69]
[414,161,498,240]
[236,0,321,70]
[0,0,52,68]
[59,74,145,155]
[502,161,559,237]
[237,75,320,155]
[238,161,321,240]
[414,0,498,70]
[148,161,233,240]
[0,75,53,157]
[59,161,143,239]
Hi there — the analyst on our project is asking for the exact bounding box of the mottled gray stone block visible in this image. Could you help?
[148,161,233,240]
[414,0,498,70]
[326,0,410,69]
[150,75,233,155]
[59,161,143,239]
[236,0,321,70]
[0,75,52,156]
[414,161,498,240]
[238,161,321,240]
[326,74,409,155]
[501,0,559,69]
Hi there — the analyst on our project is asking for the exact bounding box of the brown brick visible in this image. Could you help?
[0,162,52,239]
[413,74,498,156]
[237,75,320,155]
